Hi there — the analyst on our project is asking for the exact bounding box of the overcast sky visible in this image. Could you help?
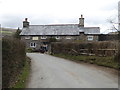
[0,0,119,33]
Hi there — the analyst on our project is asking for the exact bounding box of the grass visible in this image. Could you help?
[11,57,31,88]
[52,54,118,69]
[1,31,13,34]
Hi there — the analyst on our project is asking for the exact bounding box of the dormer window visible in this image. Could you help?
[66,36,71,39]
[41,36,47,39]
[25,36,30,39]
[55,36,60,39]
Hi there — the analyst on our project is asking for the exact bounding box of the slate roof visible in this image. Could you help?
[80,27,100,34]
[20,24,100,36]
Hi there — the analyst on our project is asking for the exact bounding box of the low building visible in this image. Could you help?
[98,34,118,41]
[20,15,100,50]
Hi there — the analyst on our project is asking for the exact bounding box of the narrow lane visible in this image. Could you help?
[26,53,118,88]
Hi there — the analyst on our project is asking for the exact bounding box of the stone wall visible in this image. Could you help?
[21,35,99,49]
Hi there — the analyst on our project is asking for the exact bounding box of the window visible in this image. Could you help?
[87,36,93,41]
[25,36,30,39]
[55,36,60,39]
[32,37,39,40]
[41,36,47,39]
[66,36,71,39]
[30,42,36,47]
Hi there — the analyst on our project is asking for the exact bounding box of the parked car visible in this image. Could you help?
[39,48,45,53]
[32,48,45,53]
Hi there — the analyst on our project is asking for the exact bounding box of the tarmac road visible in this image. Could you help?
[26,53,118,88]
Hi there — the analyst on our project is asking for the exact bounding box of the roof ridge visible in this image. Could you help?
[83,27,100,28]
[30,24,78,26]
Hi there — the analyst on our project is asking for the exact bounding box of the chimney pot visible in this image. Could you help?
[25,18,28,21]
[81,14,83,18]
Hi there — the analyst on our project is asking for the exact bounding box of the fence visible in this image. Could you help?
[51,41,118,56]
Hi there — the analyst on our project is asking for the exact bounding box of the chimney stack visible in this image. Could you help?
[23,18,29,28]
[79,14,84,27]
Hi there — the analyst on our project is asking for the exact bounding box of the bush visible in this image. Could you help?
[51,41,118,56]
[114,42,120,69]
[2,37,26,88]
[26,48,33,53]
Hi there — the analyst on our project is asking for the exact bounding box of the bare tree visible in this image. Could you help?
[107,16,118,32]
[107,14,120,65]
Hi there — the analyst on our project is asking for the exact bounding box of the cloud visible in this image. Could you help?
[0,0,119,34]
[1,15,21,28]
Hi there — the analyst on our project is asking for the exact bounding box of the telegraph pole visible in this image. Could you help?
[0,24,1,39]
[0,24,2,90]
[118,1,120,90]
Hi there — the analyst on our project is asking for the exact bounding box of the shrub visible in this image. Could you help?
[26,48,33,53]
[114,42,120,68]
[51,41,118,56]
[2,37,26,88]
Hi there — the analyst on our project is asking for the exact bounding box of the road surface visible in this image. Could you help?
[26,53,118,88]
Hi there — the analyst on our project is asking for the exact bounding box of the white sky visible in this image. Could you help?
[0,0,119,33]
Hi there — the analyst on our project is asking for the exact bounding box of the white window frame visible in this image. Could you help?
[66,36,71,39]
[30,42,36,47]
[87,36,93,41]
[55,36,60,39]
[25,36,30,39]
[32,36,39,40]
[41,36,47,39]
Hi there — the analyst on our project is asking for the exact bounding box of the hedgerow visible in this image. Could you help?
[2,37,26,88]
[51,41,118,56]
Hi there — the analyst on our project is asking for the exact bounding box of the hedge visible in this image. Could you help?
[51,41,118,56]
[2,37,26,88]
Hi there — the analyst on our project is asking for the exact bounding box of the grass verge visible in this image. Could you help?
[11,57,31,88]
[52,54,118,69]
